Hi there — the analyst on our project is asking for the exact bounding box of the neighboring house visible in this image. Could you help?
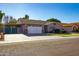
[71,23,79,32]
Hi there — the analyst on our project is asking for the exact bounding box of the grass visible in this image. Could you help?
[48,33,79,37]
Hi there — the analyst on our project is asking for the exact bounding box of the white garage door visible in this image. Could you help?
[27,26,42,34]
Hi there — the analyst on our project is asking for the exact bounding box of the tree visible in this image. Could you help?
[9,19,17,24]
[23,14,29,19]
[47,18,61,23]
[0,10,5,22]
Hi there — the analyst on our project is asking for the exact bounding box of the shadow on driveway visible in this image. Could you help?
[24,33,48,37]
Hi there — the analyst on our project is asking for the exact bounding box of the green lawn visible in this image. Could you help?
[48,33,79,37]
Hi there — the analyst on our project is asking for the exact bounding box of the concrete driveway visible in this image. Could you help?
[0,34,79,43]
[0,34,31,43]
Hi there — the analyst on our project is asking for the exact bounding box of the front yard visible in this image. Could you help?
[48,33,79,37]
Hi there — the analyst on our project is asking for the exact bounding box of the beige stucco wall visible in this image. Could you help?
[46,23,73,33]
[21,24,27,34]
[47,23,63,32]
[63,27,73,33]
[17,27,23,34]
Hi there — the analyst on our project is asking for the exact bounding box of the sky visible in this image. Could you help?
[0,3,79,23]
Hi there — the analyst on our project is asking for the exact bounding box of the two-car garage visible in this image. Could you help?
[27,26,43,34]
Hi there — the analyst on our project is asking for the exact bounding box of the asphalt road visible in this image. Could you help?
[0,36,79,56]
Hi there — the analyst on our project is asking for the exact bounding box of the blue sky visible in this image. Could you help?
[0,3,79,23]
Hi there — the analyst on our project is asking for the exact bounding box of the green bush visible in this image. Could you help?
[54,29,61,33]
[61,30,70,34]
[53,29,70,34]
[73,29,79,32]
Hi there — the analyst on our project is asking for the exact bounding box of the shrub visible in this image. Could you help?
[73,29,79,32]
[54,29,61,33]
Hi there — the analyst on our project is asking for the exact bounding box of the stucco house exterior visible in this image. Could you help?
[0,19,79,34]
[17,19,47,34]
[17,19,74,34]
[62,23,73,33]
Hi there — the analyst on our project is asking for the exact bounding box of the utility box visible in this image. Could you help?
[0,32,4,41]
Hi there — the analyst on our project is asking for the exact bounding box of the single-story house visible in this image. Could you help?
[17,19,74,34]
[1,19,79,34]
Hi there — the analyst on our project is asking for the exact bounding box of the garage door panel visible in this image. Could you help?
[28,26,42,34]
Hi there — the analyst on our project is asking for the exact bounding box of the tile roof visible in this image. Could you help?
[18,19,47,25]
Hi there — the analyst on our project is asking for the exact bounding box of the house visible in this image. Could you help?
[71,23,79,32]
[1,19,79,34]
[17,19,74,34]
